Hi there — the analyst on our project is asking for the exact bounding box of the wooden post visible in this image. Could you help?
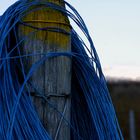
[129,110,136,140]
[18,0,71,140]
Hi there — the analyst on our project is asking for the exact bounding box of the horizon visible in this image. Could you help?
[104,65,140,81]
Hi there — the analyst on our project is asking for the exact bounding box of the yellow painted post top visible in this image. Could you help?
[19,0,71,49]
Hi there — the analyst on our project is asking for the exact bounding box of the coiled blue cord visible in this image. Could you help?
[0,0,123,140]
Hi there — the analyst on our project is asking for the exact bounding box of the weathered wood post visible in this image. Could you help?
[18,0,71,139]
[129,110,136,140]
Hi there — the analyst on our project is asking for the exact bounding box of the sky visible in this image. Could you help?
[0,0,140,79]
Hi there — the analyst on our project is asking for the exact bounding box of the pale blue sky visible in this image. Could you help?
[67,0,140,66]
[1,0,140,78]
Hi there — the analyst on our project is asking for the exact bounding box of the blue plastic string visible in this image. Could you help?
[0,1,123,140]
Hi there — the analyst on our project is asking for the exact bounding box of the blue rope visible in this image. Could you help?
[0,0,123,140]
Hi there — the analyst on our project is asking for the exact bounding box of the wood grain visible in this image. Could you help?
[18,0,71,139]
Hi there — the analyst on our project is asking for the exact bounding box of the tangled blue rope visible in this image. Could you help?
[0,0,123,139]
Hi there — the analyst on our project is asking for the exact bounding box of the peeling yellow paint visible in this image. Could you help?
[19,2,71,49]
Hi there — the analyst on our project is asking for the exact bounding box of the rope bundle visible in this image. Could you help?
[0,0,123,139]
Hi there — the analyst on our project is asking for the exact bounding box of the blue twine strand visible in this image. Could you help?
[0,1,123,140]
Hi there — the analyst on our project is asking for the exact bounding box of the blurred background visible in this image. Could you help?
[1,0,140,139]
